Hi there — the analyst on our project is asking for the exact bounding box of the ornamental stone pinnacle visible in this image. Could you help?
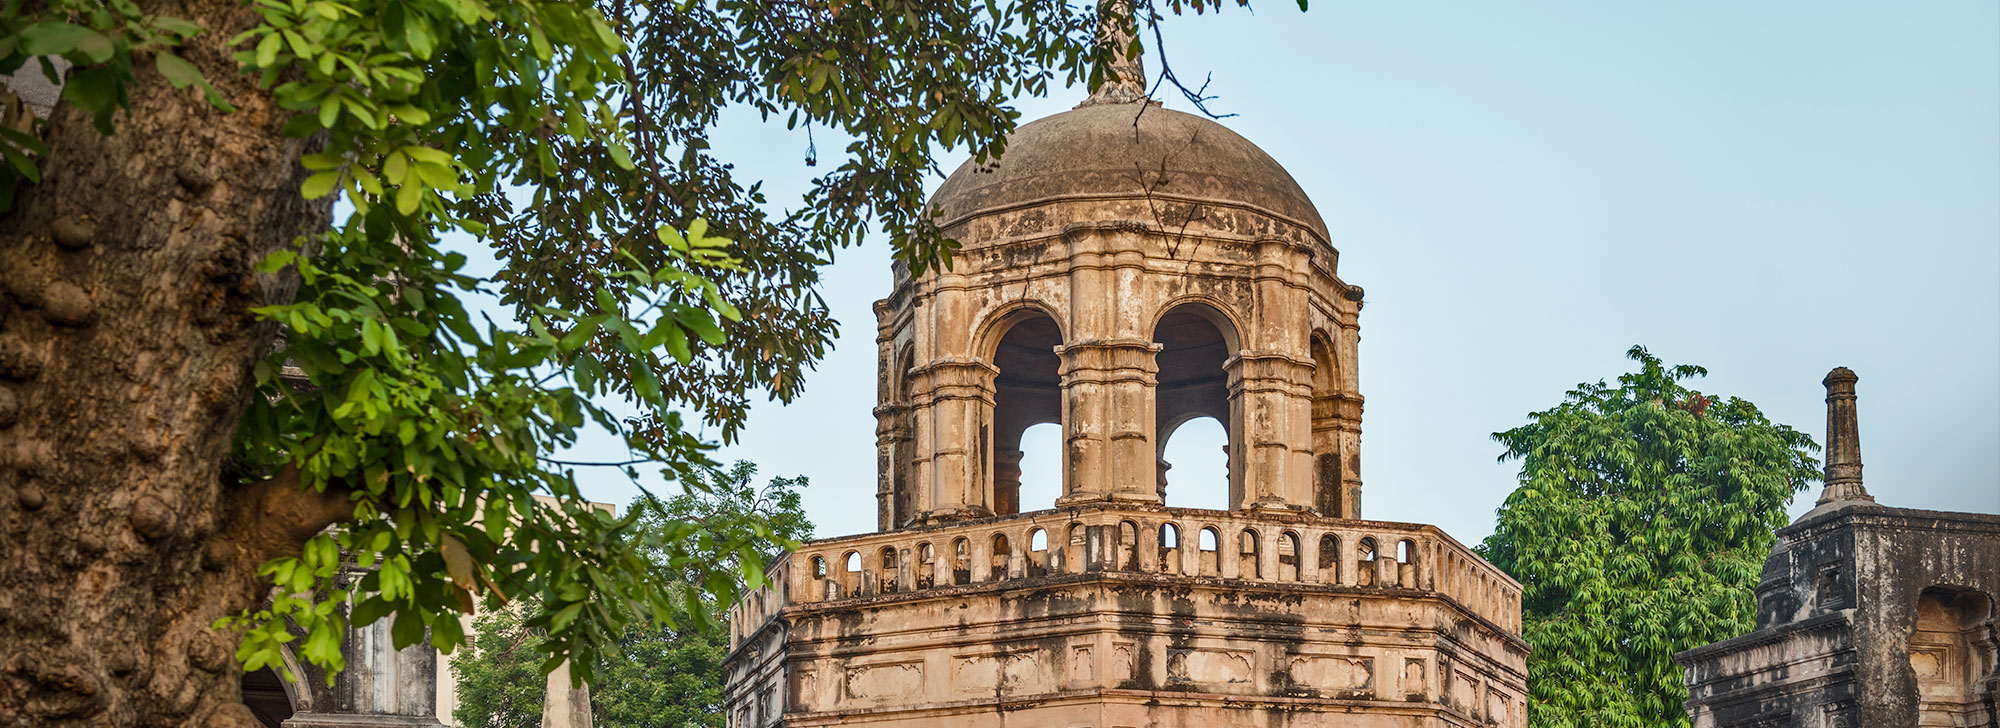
[1077,1,1149,107]
[1817,366,1874,505]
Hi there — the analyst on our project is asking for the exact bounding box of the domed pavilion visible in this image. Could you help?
[722,41,1528,728]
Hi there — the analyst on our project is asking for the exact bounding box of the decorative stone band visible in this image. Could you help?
[727,504,1523,651]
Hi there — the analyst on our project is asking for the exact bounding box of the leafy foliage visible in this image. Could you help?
[451,605,548,728]
[1,0,1278,690]
[1477,346,1821,728]
[451,462,813,728]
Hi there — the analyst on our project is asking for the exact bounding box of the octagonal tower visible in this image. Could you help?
[724,42,1527,728]
[871,88,1365,528]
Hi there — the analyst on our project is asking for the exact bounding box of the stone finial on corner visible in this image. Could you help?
[1817,367,1875,506]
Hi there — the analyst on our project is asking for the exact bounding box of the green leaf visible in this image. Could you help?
[255,31,283,67]
[19,23,96,56]
[301,170,341,199]
[607,142,635,171]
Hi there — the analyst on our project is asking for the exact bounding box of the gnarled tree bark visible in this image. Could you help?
[0,1,342,725]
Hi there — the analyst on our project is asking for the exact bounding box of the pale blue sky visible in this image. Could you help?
[564,1,1999,545]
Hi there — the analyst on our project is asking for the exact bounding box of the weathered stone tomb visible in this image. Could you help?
[1677,369,2000,727]
[722,46,1529,728]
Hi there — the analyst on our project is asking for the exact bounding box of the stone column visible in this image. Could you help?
[993,448,1024,515]
[1055,340,1162,505]
[1818,367,1873,505]
[909,358,1000,521]
[1225,352,1316,511]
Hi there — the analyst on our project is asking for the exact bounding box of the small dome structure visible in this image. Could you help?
[929,102,1329,241]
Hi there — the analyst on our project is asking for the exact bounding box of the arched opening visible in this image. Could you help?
[1159,523,1182,574]
[1310,334,1343,517]
[1278,531,1301,582]
[990,533,1012,581]
[1153,304,1239,509]
[1119,520,1141,571]
[951,538,971,585]
[890,344,917,526]
[811,555,828,579]
[1910,586,1996,726]
[242,664,296,727]
[916,543,935,589]
[1318,534,1340,584]
[1016,422,1063,513]
[1239,529,1261,579]
[842,551,863,596]
[1028,528,1048,577]
[1356,538,1378,587]
[1198,527,1221,576]
[879,547,900,593]
[989,309,1063,515]
[1160,416,1230,510]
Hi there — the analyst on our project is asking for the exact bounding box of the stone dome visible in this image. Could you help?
[929,101,1329,241]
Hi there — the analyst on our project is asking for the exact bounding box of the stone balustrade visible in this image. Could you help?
[730,505,1520,648]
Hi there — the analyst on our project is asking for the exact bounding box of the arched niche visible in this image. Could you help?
[1909,585,1997,726]
[1309,332,1343,516]
[1153,302,1240,509]
[985,306,1063,515]
[889,343,917,527]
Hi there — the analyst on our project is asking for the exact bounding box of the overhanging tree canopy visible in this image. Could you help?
[0,1,1281,726]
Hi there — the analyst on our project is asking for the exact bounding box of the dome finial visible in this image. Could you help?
[1079,1,1148,107]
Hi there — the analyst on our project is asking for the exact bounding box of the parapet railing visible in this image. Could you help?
[728,505,1521,649]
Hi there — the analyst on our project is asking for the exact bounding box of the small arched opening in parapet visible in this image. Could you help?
[1238,528,1262,579]
[1317,534,1341,584]
[1310,332,1344,517]
[879,546,900,593]
[890,343,918,527]
[1159,522,1182,574]
[951,537,971,586]
[1909,585,1996,726]
[990,532,1012,580]
[984,306,1065,516]
[1277,531,1301,582]
[915,542,935,589]
[842,551,863,596]
[1397,539,1416,564]
[1119,520,1141,571]
[1027,528,1049,577]
[1198,527,1221,576]
[811,555,828,579]
[1356,537,1378,587]
[1153,301,1240,510]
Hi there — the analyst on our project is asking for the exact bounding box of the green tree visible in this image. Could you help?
[1477,346,1821,728]
[451,605,548,728]
[0,1,1263,726]
[451,461,813,728]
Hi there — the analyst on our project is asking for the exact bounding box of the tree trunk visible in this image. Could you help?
[0,1,343,725]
